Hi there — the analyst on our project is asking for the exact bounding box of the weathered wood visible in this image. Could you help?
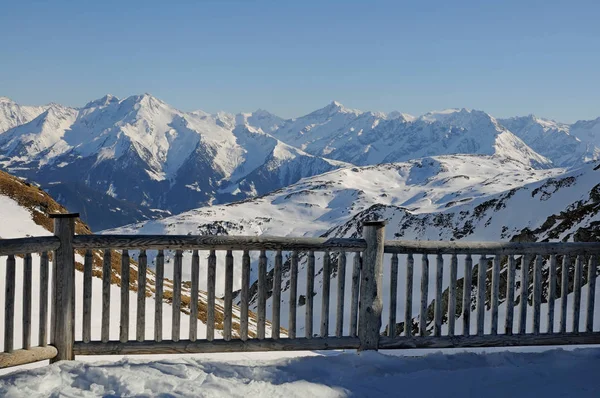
[207,250,216,341]
[101,249,111,343]
[358,221,385,351]
[586,255,597,333]
[350,252,361,338]
[462,254,473,336]
[560,254,570,333]
[388,253,398,337]
[23,253,32,350]
[0,346,58,369]
[136,250,147,342]
[306,251,315,339]
[289,251,299,339]
[419,254,429,336]
[383,240,600,256]
[257,249,267,340]
[120,250,130,343]
[572,255,583,333]
[505,255,516,335]
[240,250,250,341]
[490,255,500,335]
[377,332,600,350]
[547,255,557,333]
[336,252,347,338]
[39,252,49,347]
[189,250,200,341]
[171,250,183,342]
[223,250,234,341]
[434,254,443,337]
[154,250,164,342]
[82,250,93,343]
[4,255,15,353]
[73,235,367,252]
[448,254,458,336]
[519,255,530,335]
[405,253,414,337]
[476,256,487,336]
[272,250,282,340]
[74,337,362,356]
[0,236,59,257]
[321,250,331,338]
[50,214,76,362]
[532,254,543,335]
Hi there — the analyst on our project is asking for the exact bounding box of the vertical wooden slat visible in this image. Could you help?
[490,255,500,335]
[223,250,234,341]
[321,250,331,338]
[388,253,398,337]
[532,254,543,335]
[350,252,360,338]
[462,254,473,336]
[434,254,443,337]
[505,255,516,335]
[189,250,200,341]
[240,250,250,341]
[154,250,164,342]
[257,249,267,340]
[306,250,315,339]
[405,253,414,337]
[136,250,147,342]
[272,250,282,340]
[289,251,299,339]
[336,252,347,338]
[559,254,570,333]
[39,251,49,347]
[82,250,93,343]
[447,254,458,336]
[207,250,216,341]
[476,255,487,336]
[4,255,15,353]
[547,255,557,333]
[519,255,529,335]
[586,255,597,333]
[419,254,429,336]
[101,249,111,343]
[572,255,583,333]
[120,250,130,343]
[22,253,32,350]
[172,250,183,342]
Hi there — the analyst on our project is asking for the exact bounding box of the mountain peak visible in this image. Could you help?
[83,94,119,109]
[0,96,15,104]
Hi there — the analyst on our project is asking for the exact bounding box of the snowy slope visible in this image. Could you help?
[108,157,600,338]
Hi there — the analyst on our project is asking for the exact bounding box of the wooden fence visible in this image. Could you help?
[1,214,600,369]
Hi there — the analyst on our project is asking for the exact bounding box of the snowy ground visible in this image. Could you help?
[0,347,599,397]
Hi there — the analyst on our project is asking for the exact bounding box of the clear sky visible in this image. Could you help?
[1,0,599,122]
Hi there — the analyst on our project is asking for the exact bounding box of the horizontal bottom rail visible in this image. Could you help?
[74,337,361,355]
[0,346,58,369]
[379,333,600,350]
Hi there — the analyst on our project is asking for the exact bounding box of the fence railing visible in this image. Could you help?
[1,214,600,369]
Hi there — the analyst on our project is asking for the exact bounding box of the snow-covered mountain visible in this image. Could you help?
[0,95,344,230]
[1,94,599,231]
[0,97,48,134]
[499,115,600,167]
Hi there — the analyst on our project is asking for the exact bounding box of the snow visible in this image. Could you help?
[1,348,599,397]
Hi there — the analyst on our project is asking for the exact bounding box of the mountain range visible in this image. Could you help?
[1,94,599,230]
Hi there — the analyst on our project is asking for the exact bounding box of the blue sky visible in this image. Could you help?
[1,0,599,122]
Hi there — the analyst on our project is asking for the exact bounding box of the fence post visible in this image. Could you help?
[358,220,386,351]
[49,213,78,363]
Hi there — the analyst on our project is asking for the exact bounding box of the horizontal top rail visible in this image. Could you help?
[384,240,600,255]
[0,236,60,256]
[73,235,368,252]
